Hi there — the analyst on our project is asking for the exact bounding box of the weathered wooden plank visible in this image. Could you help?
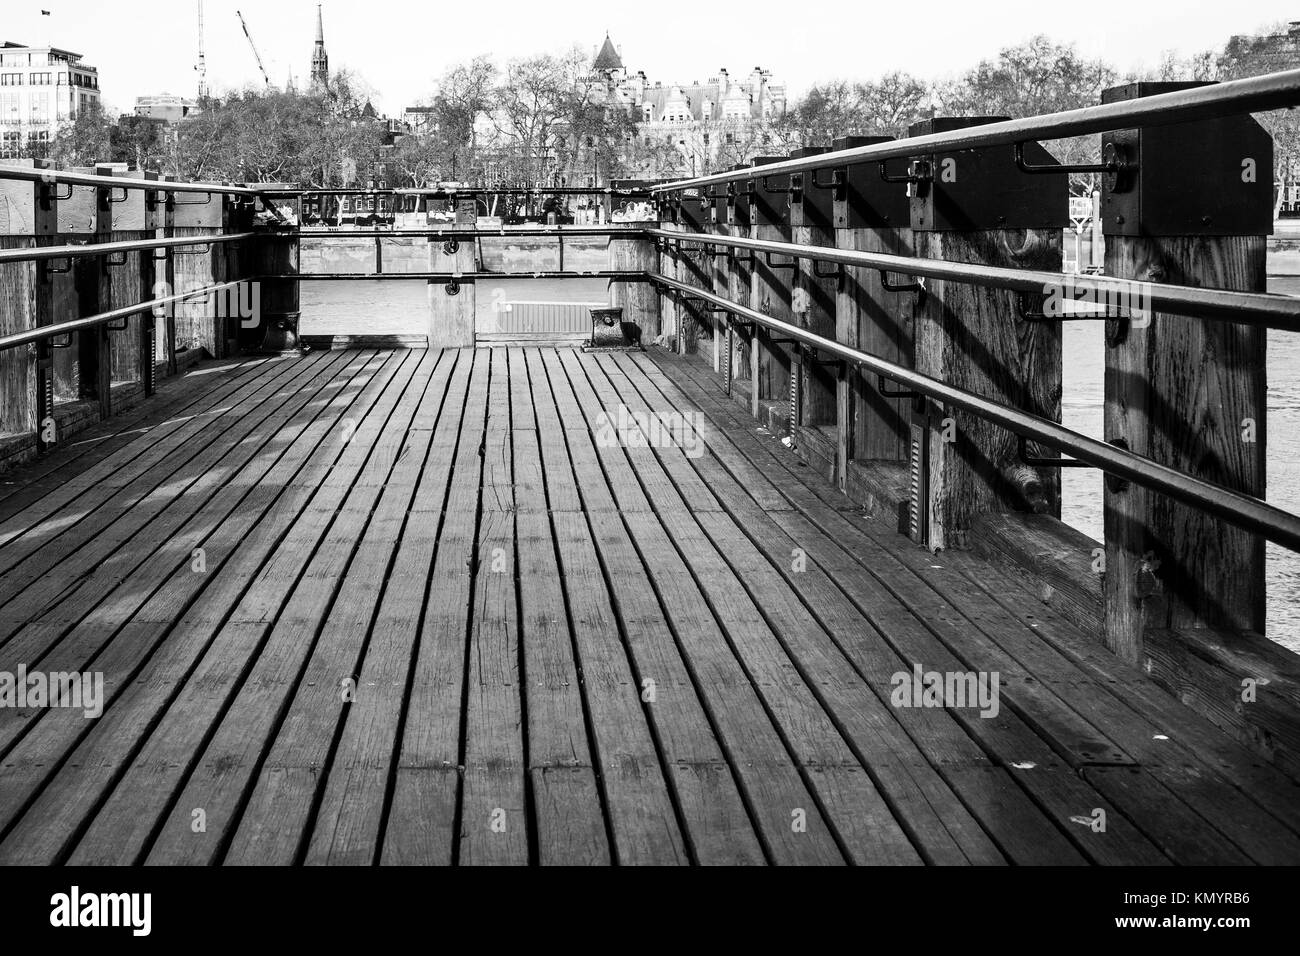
[640,349,1184,865]
[216,352,454,865]
[42,351,424,865]
[0,350,400,862]
[0,355,272,509]
[563,349,848,864]
[0,351,373,759]
[607,351,1098,864]
[304,351,472,865]
[541,348,765,864]
[649,347,1300,864]
[525,347,689,864]
[386,348,490,864]
[0,352,346,661]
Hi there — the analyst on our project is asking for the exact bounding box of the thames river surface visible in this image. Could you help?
[300,270,1300,651]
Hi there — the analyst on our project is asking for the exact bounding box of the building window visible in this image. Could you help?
[29,72,51,85]
[1,74,23,86]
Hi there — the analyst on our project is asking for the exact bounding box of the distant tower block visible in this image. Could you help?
[310,4,329,90]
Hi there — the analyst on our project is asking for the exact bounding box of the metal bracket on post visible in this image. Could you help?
[761,174,794,194]
[172,191,214,206]
[1016,435,1091,469]
[810,168,845,192]
[879,270,926,296]
[879,160,918,184]
[1013,141,1126,176]
[763,249,799,271]
[813,260,843,280]
[1016,291,1128,323]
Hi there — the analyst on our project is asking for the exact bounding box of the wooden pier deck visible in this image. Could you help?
[0,344,1298,866]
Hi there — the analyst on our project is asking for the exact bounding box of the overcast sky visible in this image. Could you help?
[7,0,1299,114]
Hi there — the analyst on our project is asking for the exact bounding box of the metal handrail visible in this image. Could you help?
[651,272,1300,553]
[0,280,244,353]
[296,226,651,239]
[0,165,261,197]
[0,233,255,265]
[266,186,656,197]
[646,228,1300,331]
[651,67,1300,193]
[280,271,648,281]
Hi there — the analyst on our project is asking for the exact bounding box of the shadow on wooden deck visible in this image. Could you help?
[0,345,1297,865]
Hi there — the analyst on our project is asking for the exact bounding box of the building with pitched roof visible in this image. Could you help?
[582,34,787,177]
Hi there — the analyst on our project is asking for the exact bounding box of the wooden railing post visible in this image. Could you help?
[747,155,793,423]
[725,169,753,400]
[81,168,113,418]
[607,228,659,341]
[33,171,58,449]
[833,136,915,504]
[140,171,162,395]
[427,198,475,349]
[658,217,679,349]
[790,147,838,441]
[0,162,46,447]
[173,176,225,357]
[706,184,728,372]
[160,175,178,374]
[1101,82,1272,663]
[104,166,147,392]
[674,191,709,355]
[910,117,1068,551]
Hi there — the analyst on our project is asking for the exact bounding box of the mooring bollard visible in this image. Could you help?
[909,117,1068,550]
[1100,81,1272,663]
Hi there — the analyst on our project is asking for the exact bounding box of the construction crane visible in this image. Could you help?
[236,10,272,88]
[195,0,207,98]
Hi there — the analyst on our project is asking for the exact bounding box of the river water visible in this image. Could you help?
[300,268,1300,651]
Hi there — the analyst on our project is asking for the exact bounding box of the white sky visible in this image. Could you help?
[6,0,1299,115]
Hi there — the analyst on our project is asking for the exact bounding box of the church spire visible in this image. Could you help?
[310,4,329,90]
